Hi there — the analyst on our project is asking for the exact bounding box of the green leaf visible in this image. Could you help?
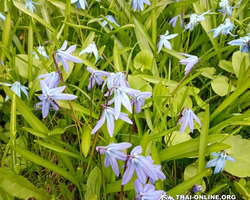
[85,167,101,200]
[232,51,249,78]
[134,50,153,70]
[113,42,123,71]
[234,180,250,200]
[81,128,91,157]
[219,60,234,73]
[211,77,235,97]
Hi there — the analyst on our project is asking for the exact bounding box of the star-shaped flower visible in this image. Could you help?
[169,14,183,28]
[25,0,40,13]
[86,67,109,90]
[178,53,199,74]
[228,33,250,54]
[37,71,60,89]
[1,81,29,101]
[101,72,130,91]
[129,0,151,12]
[208,18,236,38]
[79,42,99,63]
[71,0,88,10]
[101,15,120,30]
[131,92,152,114]
[157,30,178,53]
[184,10,211,31]
[32,46,49,60]
[178,108,201,133]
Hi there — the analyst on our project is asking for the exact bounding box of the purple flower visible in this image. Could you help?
[55,41,82,73]
[169,14,183,28]
[71,0,88,10]
[146,156,166,184]
[131,92,152,114]
[228,33,250,54]
[1,81,29,101]
[79,42,99,63]
[102,72,130,91]
[206,151,236,174]
[134,179,165,200]
[122,146,158,185]
[178,53,199,74]
[86,67,109,90]
[129,0,151,12]
[101,15,120,30]
[91,106,132,137]
[157,30,178,53]
[38,80,77,118]
[191,184,203,193]
[96,142,132,176]
[178,108,201,133]
[37,72,60,89]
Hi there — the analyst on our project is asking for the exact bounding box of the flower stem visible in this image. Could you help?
[119,157,129,200]
[185,30,191,53]
[99,152,106,200]
[90,78,93,128]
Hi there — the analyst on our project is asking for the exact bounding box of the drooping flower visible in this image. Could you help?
[218,0,241,16]
[86,67,109,90]
[206,151,236,174]
[184,10,211,31]
[169,14,183,28]
[25,0,40,13]
[91,106,132,137]
[101,15,120,30]
[37,72,60,89]
[122,146,158,185]
[157,31,178,53]
[131,92,152,114]
[101,72,130,91]
[146,156,166,184]
[0,12,5,20]
[54,41,82,73]
[71,0,88,10]
[1,81,29,101]
[38,80,77,118]
[32,46,49,60]
[208,18,236,38]
[79,42,99,63]
[228,33,250,54]
[178,53,199,74]
[96,142,132,177]
[129,0,151,12]
[178,108,201,133]
[191,184,203,193]
[134,179,166,200]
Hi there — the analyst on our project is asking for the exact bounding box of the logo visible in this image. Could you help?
[159,194,175,200]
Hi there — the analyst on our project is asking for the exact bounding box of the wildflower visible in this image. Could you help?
[101,15,120,30]
[129,0,151,12]
[146,156,166,184]
[157,31,178,53]
[178,108,201,133]
[1,81,29,101]
[86,67,109,90]
[134,179,166,200]
[191,184,203,193]
[25,0,40,13]
[38,80,77,118]
[79,42,99,63]
[96,142,132,176]
[37,72,60,89]
[71,0,88,10]
[55,41,82,73]
[184,10,211,31]
[102,72,130,91]
[228,33,250,54]
[91,106,132,137]
[178,53,199,74]
[122,145,158,185]
[208,18,236,38]
[206,151,236,174]
[131,91,152,114]
[0,13,5,20]
[169,14,183,28]
[32,46,49,60]
[106,86,140,120]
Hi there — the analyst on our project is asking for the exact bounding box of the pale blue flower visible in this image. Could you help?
[122,146,158,185]
[146,156,166,184]
[184,10,211,31]
[71,0,88,10]
[38,80,77,118]
[191,184,203,193]
[1,81,29,101]
[157,31,178,53]
[228,33,250,54]
[169,14,183,28]
[208,18,236,38]
[134,179,165,200]
[129,0,151,12]
[96,142,132,176]
[179,53,199,74]
[101,15,120,30]
[91,106,132,137]
[206,151,236,174]
[25,0,40,13]
[87,67,109,90]
[178,108,201,133]
[131,92,152,114]
[55,41,82,73]
[32,46,49,60]
[79,42,99,63]
[0,13,5,20]
[101,72,130,91]
[37,72,60,89]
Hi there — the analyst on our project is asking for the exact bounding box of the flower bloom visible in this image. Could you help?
[32,46,49,60]
[169,14,183,28]
[0,12,5,20]
[178,53,199,74]
[228,33,250,54]
[96,142,132,177]
[178,108,201,133]
[91,106,132,137]
[38,80,77,118]
[102,72,130,91]
[101,15,120,30]
[134,179,165,200]
[157,30,178,53]
[146,156,166,184]
[131,92,152,114]
[191,184,203,193]
[184,10,211,31]
[122,146,158,185]
[71,0,88,10]
[206,151,236,174]
[79,42,99,63]
[37,72,60,89]
[1,81,29,101]
[129,0,151,12]
[86,67,109,90]
[25,0,40,13]
[55,41,82,73]
[208,18,236,38]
